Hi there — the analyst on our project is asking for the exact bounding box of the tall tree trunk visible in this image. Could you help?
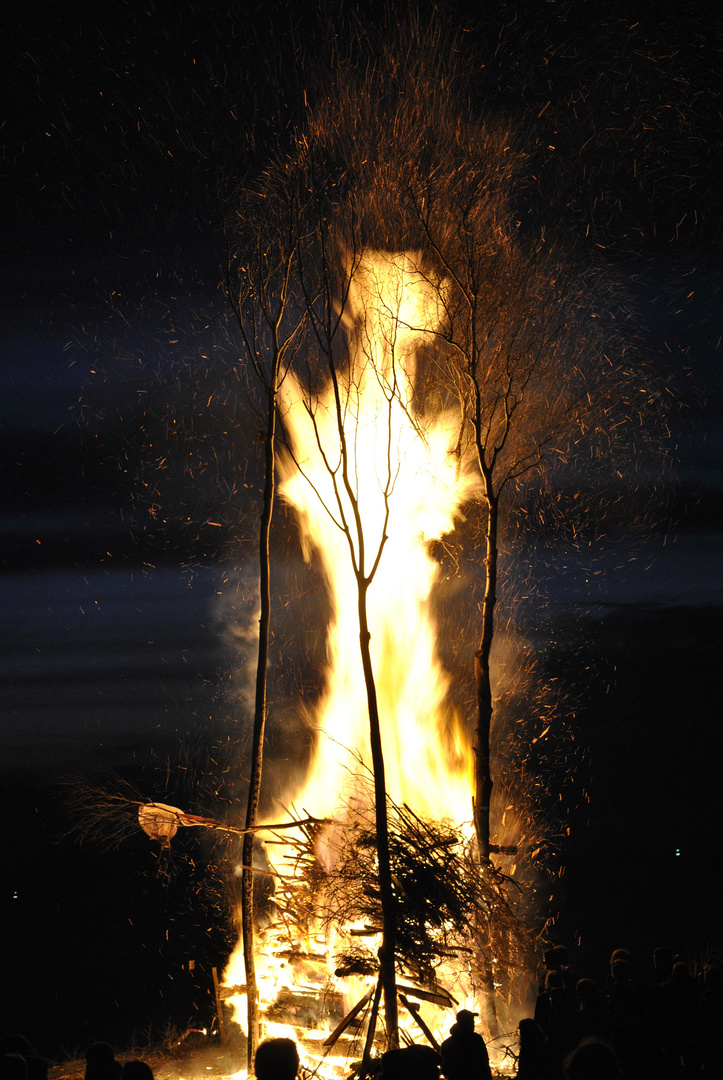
[241,373,278,1073]
[474,483,500,1039]
[323,289,399,1048]
[357,581,399,1048]
[474,487,497,862]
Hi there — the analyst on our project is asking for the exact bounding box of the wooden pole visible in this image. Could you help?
[398,993,440,1051]
[360,976,384,1075]
[211,966,227,1044]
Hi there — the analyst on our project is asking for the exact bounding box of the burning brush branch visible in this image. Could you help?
[64,774,329,856]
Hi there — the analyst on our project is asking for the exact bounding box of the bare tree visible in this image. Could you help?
[282,213,405,1047]
[225,165,307,1068]
[296,23,668,1037]
[224,122,417,1052]
[402,172,663,868]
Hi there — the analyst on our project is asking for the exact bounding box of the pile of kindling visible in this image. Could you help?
[263,785,534,995]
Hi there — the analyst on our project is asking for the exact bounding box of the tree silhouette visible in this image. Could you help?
[225,165,308,1068]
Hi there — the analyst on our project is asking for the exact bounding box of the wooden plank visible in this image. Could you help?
[396,983,458,1008]
[398,993,440,1051]
[360,977,383,1073]
[322,986,375,1048]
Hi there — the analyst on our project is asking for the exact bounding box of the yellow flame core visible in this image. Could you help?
[280,252,477,823]
[224,252,484,1063]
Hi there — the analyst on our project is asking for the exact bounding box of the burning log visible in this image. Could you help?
[398,994,441,1050]
[211,966,227,1043]
[322,987,375,1048]
[360,978,384,1073]
[218,984,248,999]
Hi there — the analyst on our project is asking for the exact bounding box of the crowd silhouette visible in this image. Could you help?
[521,944,723,1080]
[2,943,722,1079]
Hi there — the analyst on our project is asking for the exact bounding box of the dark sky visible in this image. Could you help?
[1,0,722,1055]
[4,0,722,270]
[3,0,721,532]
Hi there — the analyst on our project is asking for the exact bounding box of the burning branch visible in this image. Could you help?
[65,777,330,852]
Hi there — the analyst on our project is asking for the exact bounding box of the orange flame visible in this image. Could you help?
[224,252,485,1068]
[279,251,478,824]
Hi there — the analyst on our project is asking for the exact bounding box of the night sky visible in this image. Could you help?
[2,0,722,1060]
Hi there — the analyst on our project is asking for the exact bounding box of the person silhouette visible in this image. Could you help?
[440,1010,492,1080]
[253,1038,299,1080]
[84,1044,121,1080]
[381,1045,441,1078]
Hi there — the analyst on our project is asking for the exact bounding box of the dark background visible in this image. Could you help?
[2,0,722,1060]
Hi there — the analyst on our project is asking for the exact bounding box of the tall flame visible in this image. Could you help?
[279,251,478,824]
[224,251,485,1071]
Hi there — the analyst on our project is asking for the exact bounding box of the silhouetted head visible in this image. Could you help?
[577,978,603,1007]
[543,947,559,970]
[254,1038,299,1080]
[652,947,674,980]
[703,964,723,990]
[609,948,631,971]
[543,945,570,972]
[519,1018,547,1053]
[610,959,633,984]
[564,1037,620,1080]
[382,1045,440,1078]
[121,1063,154,1080]
[553,945,571,967]
[545,969,565,990]
[455,1009,478,1032]
[84,1044,121,1080]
